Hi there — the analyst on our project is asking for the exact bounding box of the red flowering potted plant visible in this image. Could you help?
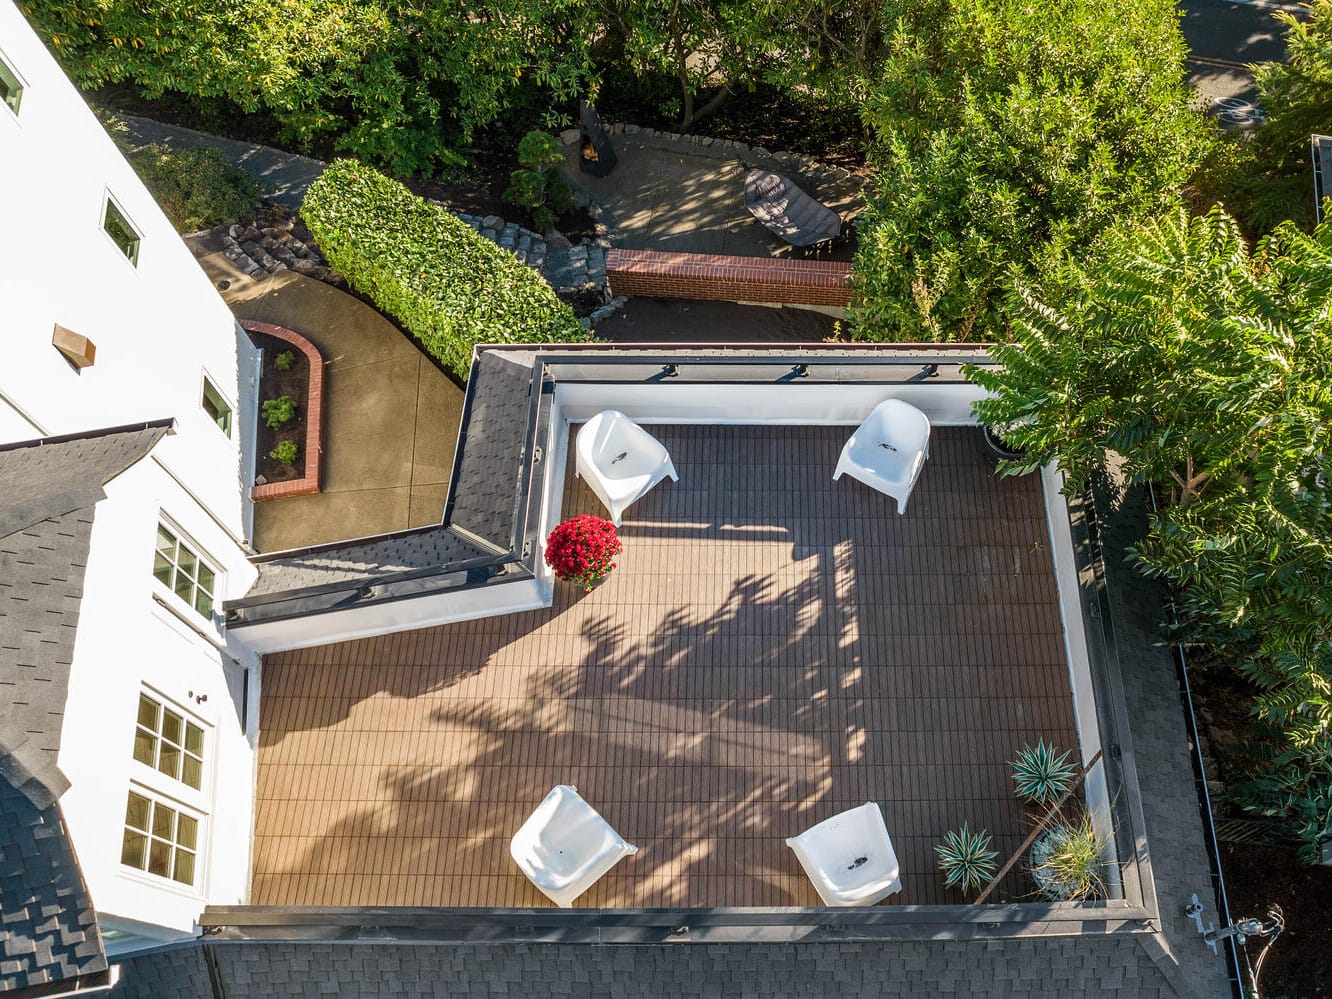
[545,514,623,591]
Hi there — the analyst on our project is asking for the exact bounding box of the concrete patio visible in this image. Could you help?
[193,245,464,553]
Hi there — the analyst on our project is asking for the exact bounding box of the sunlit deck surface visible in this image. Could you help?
[252,426,1079,908]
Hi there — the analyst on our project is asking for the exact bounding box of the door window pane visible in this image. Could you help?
[121,790,204,887]
[131,692,206,791]
[151,524,218,620]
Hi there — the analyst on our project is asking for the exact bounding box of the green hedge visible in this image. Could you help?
[301,159,586,379]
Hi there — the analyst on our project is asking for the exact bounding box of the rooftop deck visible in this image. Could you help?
[251,425,1079,909]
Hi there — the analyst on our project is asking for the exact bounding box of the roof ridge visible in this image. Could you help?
[0,416,175,454]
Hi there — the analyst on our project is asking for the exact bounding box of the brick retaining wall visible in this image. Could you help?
[243,320,323,500]
[606,249,852,308]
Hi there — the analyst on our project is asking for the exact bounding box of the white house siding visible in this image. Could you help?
[0,0,257,542]
[60,457,258,939]
[0,0,261,941]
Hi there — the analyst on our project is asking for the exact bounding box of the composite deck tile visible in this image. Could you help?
[253,426,1080,909]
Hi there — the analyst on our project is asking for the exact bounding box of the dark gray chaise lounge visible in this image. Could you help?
[743,168,842,247]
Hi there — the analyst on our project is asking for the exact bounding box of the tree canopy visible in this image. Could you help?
[21,0,595,175]
[969,208,1332,857]
[850,0,1209,343]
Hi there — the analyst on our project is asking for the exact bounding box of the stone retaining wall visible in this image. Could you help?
[606,249,852,308]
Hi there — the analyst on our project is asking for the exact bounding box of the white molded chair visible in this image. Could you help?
[832,399,931,514]
[785,802,902,907]
[510,785,638,907]
[576,410,678,527]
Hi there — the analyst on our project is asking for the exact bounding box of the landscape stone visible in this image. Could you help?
[291,258,320,276]
[560,129,579,145]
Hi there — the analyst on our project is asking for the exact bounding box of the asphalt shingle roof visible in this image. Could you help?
[0,420,170,995]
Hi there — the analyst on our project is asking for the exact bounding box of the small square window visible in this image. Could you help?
[0,53,23,116]
[102,197,141,266]
[201,379,233,437]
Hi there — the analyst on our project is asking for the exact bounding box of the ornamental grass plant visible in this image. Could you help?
[545,515,623,591]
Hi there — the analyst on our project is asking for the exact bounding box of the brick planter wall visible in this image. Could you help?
[606,249,852,308]
[243,320,324,501]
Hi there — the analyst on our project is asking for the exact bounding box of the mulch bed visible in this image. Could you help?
[249,330,309,485]
[1188,663,1332,998]
[1220,841,1332,998]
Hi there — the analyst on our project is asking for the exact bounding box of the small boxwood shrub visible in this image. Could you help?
[262,395,297,429]
[269,440,299,465]
[302,159,587,380]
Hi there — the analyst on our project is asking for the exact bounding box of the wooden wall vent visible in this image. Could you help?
[52,324,96,369]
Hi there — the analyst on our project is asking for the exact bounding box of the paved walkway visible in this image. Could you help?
[1179,0,1305,127]
[118,114,326,210]
[192,240,463,553]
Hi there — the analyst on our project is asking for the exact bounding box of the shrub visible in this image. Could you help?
[503,130,574,232]
[302,160,587,380]
[262,396,297,430]
[1010,739,1076,805]
[545,515,623,591]
[273,350,296,372]
[935,824,998,894]
[269,440,299,465]
[850,0,1209,342]
[125,144,260,233]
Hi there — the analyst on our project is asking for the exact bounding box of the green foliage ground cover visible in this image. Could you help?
[302,159,586,380]
[125,144,260,232]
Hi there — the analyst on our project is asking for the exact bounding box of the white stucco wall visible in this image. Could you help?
[59,456,258,937]
[0,0,257,543]
[0,0,261,940]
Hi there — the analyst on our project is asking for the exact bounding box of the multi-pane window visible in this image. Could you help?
[102,196,141,266]
[153,524,217,619]
[133,693,204,790]
[121,790,198,886]
[201,378,233,437]
[0,52,22,115]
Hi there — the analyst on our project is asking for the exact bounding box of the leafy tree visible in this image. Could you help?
[850,0,1209,343]
[591,0,763,130]
[967,207,1332,857]
[20,0,595,176]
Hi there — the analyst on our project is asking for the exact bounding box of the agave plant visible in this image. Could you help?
[1030,815,1106,901]
[935,823,998,894]
[1010,738,1076,805]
